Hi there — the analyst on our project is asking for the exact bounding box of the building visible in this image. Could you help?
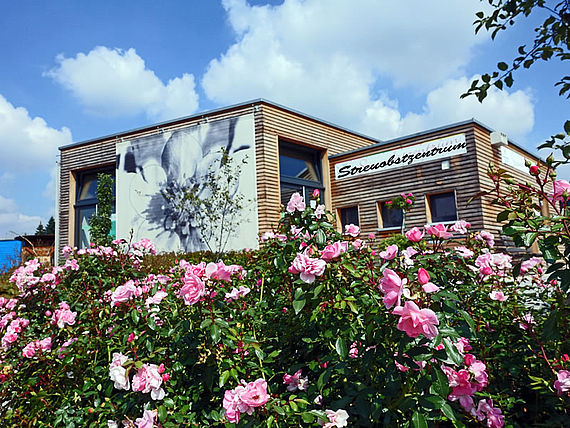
[56,99,545,256]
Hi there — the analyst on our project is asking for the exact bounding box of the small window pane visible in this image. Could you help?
[340,206,359,228]
[429,192,457,223]
[77,205,96,248]
[77,174,99,201]
[279,145,321,181]
[381,203,403,228]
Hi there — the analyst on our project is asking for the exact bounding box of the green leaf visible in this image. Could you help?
[316,229,327,246]
[131,310,139,324]
[497,61,508,71]
[219,370,230,388]
[522,232,538,247]
[542,310,562,340]
[200,319,212,329]
[459,310,476,334]
[412,411,428,428]
[564,120,570,135]
[443,338,463,365]
[335,337,348,358]
[293,298,306,314]
[210,324,221,343]
[441,403,457,421]
[158,405,167,421]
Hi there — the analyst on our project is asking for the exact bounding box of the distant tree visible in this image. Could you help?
[45,216,56,235]
[35,222,45,236]
[89,173,114,247]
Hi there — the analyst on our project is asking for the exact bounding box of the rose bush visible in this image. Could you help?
[0,189,568,426]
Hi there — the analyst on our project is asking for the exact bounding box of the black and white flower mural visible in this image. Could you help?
[116,114,258,253]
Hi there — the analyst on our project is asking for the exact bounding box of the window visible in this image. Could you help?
[75,168,116,248]
[279,141,324,207]
[378,201,403,229]
[339,206,359,229]
[427,191,457,223]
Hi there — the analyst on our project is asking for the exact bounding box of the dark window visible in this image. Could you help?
[75,168,116,248]
[279,141,324,207]
[428,192,457,223]
[339,206,359,228]
[380,202,403,228]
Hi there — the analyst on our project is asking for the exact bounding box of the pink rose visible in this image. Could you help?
[111,281,138,306]
[135,410,155,428]
[475,230,495,248]
[379,244,398,260]
[283,369,308,391]
[405,227,424,242]
[454,246,474,258]
[392,301,439,339]
[554,370,570,396]
[417,268,430,285]
[344,224,360,237]
[320,409,349,428]
[132,363,165,400]
[179,274,205,305]
[51,302,77,328]
[315,204,326,219]
[313,189,320,198]
[240,378,269,407]
[379,268,406,309]
[320,241,348,261]
[22,342,37,358]
[289,252,326,283]
[450,220,471,234]
[550,180,570,202]
[489,291,508,301]
[425,223,453,239]
[286,192,306,213]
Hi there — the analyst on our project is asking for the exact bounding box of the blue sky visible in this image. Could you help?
[0,0,567,238]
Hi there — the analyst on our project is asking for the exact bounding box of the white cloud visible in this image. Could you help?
[46,46,200,121]
[0,195,41,238]
[0,94,72,172]
[202,0,537,142]
[360,76,535,140]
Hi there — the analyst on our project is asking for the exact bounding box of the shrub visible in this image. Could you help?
[0,192,567,427]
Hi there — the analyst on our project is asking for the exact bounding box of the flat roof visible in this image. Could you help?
[59,98,382,151]
[329,118,543,161]
[59,99,542,161]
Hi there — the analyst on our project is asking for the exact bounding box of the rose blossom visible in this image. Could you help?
[450,220,471,234]
[392,301,439,339]
[283,369,308,391]
[109,352,130,390]
[319,409,349,428]
[554,370,570,396]
[135,409,155,428]
[110,281,138,306]
[405,227,424,242]
[314,204,326,219]
[287,192,306,213]
[344,223,360,237]
[489,291,508,301]
[379,244,398,261]
[223,378,269,423]
[132,363,165,400]
[379,268,407,309]
[425,223,453,239]
[179,274,205,305]
[289,252,326,283]
[518,313,536,330]
[475,230,495,248]
[320,241,348,261]
[550,179,570,202]
[51,302,77,328]
[455,246,474,258]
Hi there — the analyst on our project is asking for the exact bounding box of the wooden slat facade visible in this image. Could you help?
[58,99,546,253]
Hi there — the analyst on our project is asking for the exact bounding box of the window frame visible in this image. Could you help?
[337,205,360,231]
[377,200,403,230]
[426,190,458,224]
[278,140,325,207]
[74,166,116,248]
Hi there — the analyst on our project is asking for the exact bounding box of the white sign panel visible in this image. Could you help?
[335,133,467,180]
[116,114,258,253]
[500,146,528,173]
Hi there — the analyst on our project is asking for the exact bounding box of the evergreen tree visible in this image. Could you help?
[45,216,56,234]
[35,222,44,236]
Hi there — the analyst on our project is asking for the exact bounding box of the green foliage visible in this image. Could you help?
[89,173,114,247]
[0,191,568,426]
[463,1,570,102]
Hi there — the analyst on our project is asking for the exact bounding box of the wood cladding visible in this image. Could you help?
[59,99,546,254]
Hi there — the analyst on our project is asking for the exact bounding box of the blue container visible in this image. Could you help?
[0,240,22,273]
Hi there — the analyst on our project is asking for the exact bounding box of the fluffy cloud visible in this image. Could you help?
[0,95,72,172]
[202,0,533,141]
[0,195,42,238]
[46,46,200,121]
[361,76,535,140]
